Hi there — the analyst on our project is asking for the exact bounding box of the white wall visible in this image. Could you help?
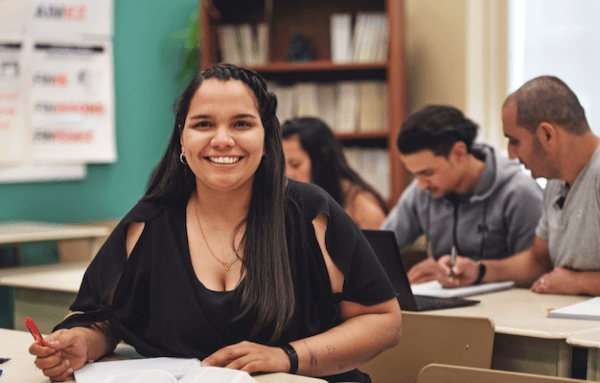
[508,0,600,136]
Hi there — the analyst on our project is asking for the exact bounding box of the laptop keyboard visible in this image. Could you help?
[415,295,452,310]
[414,295,479,311]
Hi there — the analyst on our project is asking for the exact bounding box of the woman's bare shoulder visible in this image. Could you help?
[345,189,387,230]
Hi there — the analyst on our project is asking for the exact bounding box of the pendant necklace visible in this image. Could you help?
[195,203,240,271]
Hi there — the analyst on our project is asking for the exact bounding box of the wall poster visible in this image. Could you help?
[0,0,114,182]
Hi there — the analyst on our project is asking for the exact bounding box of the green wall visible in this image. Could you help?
[0,0,199,328]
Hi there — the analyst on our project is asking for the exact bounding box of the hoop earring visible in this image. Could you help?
[180,152,188,165]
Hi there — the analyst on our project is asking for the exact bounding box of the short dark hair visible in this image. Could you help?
[397,105,479,157]
[509,75,589,135]
[144,63,293,344]
[281,117,389,213]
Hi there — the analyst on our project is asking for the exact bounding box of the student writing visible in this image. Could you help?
[381,105,544,285]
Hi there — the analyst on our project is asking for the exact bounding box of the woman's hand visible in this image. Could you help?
[29,328,89,382]
[201,340,290,374]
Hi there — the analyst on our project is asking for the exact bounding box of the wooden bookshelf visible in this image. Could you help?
[244,61,388,73]
[199,0,408,207]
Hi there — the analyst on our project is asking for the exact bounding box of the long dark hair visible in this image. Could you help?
[143,64,293,344]
[281,117,389,213]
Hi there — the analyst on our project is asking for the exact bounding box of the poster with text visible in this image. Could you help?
[0,37,29,164]
[29,38,116,163]
[28,0,113,37]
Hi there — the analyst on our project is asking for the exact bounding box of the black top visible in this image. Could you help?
[55,180,397,382]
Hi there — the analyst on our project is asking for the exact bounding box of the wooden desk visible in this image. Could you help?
[567,328,600,381]
[0,327,48,383]
[0,328,325,382]
[0,263,87,334]
[421,288,600,377]
[0,221,110,332]
[0,221,111,263]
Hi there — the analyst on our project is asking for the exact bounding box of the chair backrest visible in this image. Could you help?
[418,363,583,383]
[360,312,495,383]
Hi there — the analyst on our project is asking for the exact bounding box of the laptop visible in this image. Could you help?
[362,230,479,312]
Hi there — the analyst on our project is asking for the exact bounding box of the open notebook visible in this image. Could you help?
[362,230,479,311]
[74,358,256,383]
[411,280,515,298]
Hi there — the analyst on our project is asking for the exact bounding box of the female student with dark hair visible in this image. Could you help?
[281,117,389,230]
[28,64,401,382]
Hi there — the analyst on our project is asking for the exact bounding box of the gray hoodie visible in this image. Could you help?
[381,143,544,260]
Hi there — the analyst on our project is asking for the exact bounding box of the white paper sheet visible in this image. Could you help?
[548,296,600,321]
[411,280,515,298]
[74,357,201,383]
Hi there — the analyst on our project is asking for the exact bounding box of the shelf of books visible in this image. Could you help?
[200,0,408,206]
[245,61,388,73]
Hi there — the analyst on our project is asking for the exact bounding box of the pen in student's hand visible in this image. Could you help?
[449,245,457,278]
[25,317,47,347]
[0,358,9,364]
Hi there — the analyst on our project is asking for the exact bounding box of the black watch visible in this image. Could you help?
[280,343,298,374]
[473,261,486,285]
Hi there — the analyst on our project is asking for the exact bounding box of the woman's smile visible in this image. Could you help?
[207,156,242,164]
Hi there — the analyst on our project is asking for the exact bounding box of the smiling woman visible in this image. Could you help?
[180,78,266,194]
[28,64,402,383]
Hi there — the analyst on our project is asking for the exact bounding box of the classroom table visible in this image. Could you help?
[0,263,87,334]
[0,328,326,383]
[421,287,600,378]
[567,327,600,381]
[0,221,111,263]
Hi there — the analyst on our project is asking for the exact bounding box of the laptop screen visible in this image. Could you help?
[362,229,419,310]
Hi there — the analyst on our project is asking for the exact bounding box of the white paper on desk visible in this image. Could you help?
[548,296,600,321]
[103,367,258,383]
[411,280,515,298]
[74,357,200,383]
[178,366,257,383]
[104,369,179,383]
[75,358,258,383]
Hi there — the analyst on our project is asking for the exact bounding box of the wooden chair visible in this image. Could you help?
[360,312,495,383]
[418,363,583,383]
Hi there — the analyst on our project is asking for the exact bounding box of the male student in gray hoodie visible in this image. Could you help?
[381,105,544,284]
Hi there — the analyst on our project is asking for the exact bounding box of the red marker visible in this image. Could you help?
[25,317,47,347]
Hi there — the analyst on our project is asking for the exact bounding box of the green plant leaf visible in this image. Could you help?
[163,9,200,84]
